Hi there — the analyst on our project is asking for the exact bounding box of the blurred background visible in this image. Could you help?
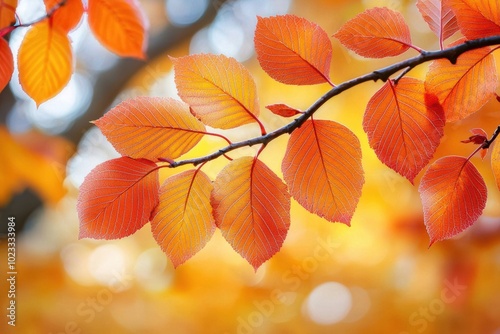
[1,0,500,333]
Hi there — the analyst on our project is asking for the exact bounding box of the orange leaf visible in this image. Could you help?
[492,140,500,190]
[282,120,364,225]
[0,0,16,29]
[0,37,13,92]
[77,157,159,239]
[18,20,72,106]
[266,103,302,117]
[445,0,500,40]
[425,43,497,122]
[94,97,205,161]
[212,157,291,270]
[173,54,260,129]
[45,0,84,32]
[419,156,487,245]
[333,7,412,58]
[87,0,147,59]
[151,170,215,267]
[363,78,445,182]
[417,0,459,44]
[254,15,332,85]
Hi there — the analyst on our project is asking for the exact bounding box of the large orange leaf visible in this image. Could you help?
[363,78,445,183]
[94,97,205,161]
[151,170,215,268]
[417,0,459,45]
[0,0,16,29]
[18,20,72,106]
[0,37,13,92]
[282,120,364,225]
[254,15,332,85]
[333,7,412,58]
[492,140,500,190]
[45,0,84,32]
[425,44,497,122]
[173,54,260,129]
[212,157,290,270]
[87,0,147,59]
[445,0,500,40]
[77,157,159,239]
[419,156,487,245]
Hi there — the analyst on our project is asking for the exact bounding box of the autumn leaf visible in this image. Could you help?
[266,104,302,117]
[77,157,159,239]
[173,54,260,130]
[45,0,84,32]
[0,37,13,92]
[445,0,500,40]
[87,0,147,59]
[151,170,215,268]
[0,0,16,29]
[492,140,500,190]
[364,78,445,182]
[333,7,412,58]
[254,15,332,85]
[425,43,497,122]
[461,128,488,145]
[18,20,72,106]
[94,97,205,161]
[212,157,290,270]
[419,156,487,245]
[282,120,364,225]
[416,0,459,46]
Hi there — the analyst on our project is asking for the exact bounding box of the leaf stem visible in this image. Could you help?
[169,35,500,168]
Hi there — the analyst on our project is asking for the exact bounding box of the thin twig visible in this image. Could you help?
[166,34,500,168]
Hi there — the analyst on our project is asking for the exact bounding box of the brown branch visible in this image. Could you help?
[169,35,500,168]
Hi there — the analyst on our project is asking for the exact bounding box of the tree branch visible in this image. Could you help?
[170,35,500,168]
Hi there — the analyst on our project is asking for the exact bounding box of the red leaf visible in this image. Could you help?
[173,54,260,129]
[461,128,488,144]
[416,0,459,45]
[77,157,159,239]
[0,37,13,92]
[212,157,291,270]
[45,0,84,32]
[333,7,412,58]
[266,104,302,117]
[419,156,487,245]
[254,15,332,85]
[425,43,497,122]
[282,120,364,225]
[492,140,500,190]
[151,170,215,268]
[87,0,147,59]
[94,97,205,161]
[445,0,500,40]
[364,78,445,182]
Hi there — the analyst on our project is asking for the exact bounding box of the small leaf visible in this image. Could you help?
[419,156,487,245]
[94,97,205,161]
[173,54,260,129]
[461,128,488,144]
[254,15,332,85]
[212,157,291,270]
[492,141,500,190]
[425,43,497,122]
[151,170,215,268]
[77,157,159,239]
[18,20,72,106]
[333,7,412,58]
[0,0,16,29]
[266,103,302,117]
[0,37,13,92]
[87,0,147,59]
[282,120,364,225]
[364,78,445,182]
[416,0,459,44]
[45,0,84,32]
[445,0,500,40]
